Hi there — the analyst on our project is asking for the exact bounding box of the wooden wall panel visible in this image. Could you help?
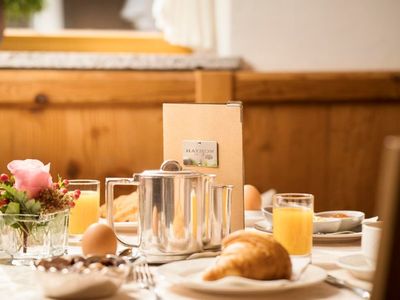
[243,104,329,212]
[243,102,400,215]
[236,72,400,102]
[325,104,400,215]
[0,105,164,202]
[239,71,400,216]
[195,71,233,103]
[0,70,195,104]
[1,70,399,216]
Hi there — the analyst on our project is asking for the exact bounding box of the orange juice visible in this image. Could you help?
[69,190,100,234]
[273,206,313,255]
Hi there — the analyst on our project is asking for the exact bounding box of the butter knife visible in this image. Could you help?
[325,274,371,299]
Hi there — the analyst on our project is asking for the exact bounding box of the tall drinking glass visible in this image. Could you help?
[68,179,100,235]
[273,193,313,262]
[203,184,233,249]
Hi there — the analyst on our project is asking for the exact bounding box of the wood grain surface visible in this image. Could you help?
[0,106,164,203]
[195,71,233,103]
[0,70,195,104]
[235,71,400,102]
[243,103,400,214]
[1,70,399,215]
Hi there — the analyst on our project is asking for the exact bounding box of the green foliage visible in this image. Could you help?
[4,201,19,214]
[4,0,45,21]
[0,183,41,215]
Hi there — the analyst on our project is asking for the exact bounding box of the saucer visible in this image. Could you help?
[245,210,265,227]
[337,254,375,281]
[254,220,362,242]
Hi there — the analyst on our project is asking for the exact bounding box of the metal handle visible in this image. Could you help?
[105,177,140,248]
[326,275,371,299]
[344,282,371,299]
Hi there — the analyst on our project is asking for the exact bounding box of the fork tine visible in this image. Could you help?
[138,263,146,285]
[133,261,154,287]
[132,263,139,282]
[144,263,155,286]
[139,264,146,285]
[132,261,159,299]
[141,263,152,286]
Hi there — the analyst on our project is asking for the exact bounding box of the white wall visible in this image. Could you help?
[216,0,400,71]
[31,0,64,33]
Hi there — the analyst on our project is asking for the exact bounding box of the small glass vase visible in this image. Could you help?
[0,209,69,266]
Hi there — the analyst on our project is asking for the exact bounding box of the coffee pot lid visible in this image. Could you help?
[134,160,203,179]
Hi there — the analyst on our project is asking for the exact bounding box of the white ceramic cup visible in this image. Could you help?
[361,221,383,267]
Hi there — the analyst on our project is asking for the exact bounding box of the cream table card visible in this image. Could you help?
[163,102,244,232]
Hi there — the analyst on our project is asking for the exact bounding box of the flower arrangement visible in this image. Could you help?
[0,159,80,260]
[0,159,80,215]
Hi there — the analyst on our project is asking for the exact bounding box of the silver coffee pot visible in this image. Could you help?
[105,160,231,262]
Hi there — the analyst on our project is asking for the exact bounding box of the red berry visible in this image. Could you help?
[0,173,9,182]
[63,179,69,186]
[53,182,60,189]
[68,201,76,208]
[0,199,9,206]
[74,190,81,199]
[61,188,68,194]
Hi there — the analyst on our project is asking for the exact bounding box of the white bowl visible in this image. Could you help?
[313,217,341,234]
[315,210,365,231]
[261,206,273,224]
[34,255,129,299]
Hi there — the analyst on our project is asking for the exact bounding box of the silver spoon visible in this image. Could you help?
[118,248,141,262]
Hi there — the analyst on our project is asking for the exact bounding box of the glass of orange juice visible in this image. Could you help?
[67,179,100,235]
[273,193,313,260]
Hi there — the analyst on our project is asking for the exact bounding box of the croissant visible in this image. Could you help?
[100,192,138,222]
[203,230,292,281]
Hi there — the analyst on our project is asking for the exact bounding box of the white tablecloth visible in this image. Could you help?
[0,236,372,300]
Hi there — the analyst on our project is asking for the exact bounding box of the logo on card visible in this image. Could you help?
[182,140,218,168]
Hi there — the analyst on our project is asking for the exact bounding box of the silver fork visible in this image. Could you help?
[132,259,160,299]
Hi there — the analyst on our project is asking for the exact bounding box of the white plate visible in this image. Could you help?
[254,220,362,242]
[157,257,326,294]
[68,234,82,244]
[313,231,362,242]
[99,218,138,231]
[337,254,375,281]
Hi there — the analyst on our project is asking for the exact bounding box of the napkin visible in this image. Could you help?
[261,189,276,208]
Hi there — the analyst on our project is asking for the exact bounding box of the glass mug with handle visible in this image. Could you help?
[273,193,314,261]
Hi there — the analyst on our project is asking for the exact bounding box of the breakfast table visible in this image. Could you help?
[0,231,372,300]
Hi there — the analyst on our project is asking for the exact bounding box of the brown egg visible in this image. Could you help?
[81,223,117,256]
[244,184,262,210]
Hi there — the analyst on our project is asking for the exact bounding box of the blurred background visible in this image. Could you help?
[0,0,399,215]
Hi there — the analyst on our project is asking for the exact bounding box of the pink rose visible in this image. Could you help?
[7,159,53,198]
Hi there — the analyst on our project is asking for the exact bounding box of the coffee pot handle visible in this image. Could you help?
[105,177,139,248]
